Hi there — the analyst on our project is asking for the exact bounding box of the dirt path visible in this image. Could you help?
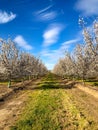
[0,91,29,130]
[76,83,98,99]
[0,79,41,130]
[60,80,98,129]
[65,86,98,120]
[61,79,98,99]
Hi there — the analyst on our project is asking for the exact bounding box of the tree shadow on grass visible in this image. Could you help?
[31,81,77,90]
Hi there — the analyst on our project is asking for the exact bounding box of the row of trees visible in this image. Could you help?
[53,19,98,81]
[0,38,47,87]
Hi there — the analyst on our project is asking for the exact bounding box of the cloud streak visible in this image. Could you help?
[36,5,53,14]
[37,11,57,21]
[75,0,98,16]
[43,24,63,47]
[61,39,80,47]
[0,11,16,24]
[34,4,57,21]
[41,38,80,69]
[14,35,33,50]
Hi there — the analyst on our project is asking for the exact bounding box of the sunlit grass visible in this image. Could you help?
[85,81,98,87]
[10,73,98,130]
[77,79,98,87]
[10,83,64,130]
[0,81,7,85]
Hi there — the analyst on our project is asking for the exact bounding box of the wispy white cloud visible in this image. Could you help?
[60,38,80,52]
[0,11,16,24]
[41,47,66,70]
[40,49,61,70]
[36,5,53,14]
[61,39,80,47]
[14,35,33,50]
[42,39,80,59]
[43,24,63,47]
[41,38,80,69]
[34,4,57,21]
[75,0,98,16]
[37,11,57,21]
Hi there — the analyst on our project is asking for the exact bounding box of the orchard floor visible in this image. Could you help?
[0,74,98,130]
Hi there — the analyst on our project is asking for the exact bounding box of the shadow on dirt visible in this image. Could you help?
[31,81,77,90]
[0,80,76,104]
[0,79,39,104]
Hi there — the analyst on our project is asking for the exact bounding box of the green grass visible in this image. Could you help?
[10,77,64,130]
[0,81,8,85]
[77,79,98,87]
[0,81,21,86]
[85,81,98,87]
[10,73,98,130]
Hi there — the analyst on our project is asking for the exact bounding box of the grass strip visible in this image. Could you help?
[10,73,97,130]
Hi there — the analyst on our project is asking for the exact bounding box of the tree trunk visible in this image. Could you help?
[8,80,11,88]
[82,72,85,85]
[29,75,31,80]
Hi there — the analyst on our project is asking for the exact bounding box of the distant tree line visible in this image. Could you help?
[53,19,98,81]
[0,38,47,87]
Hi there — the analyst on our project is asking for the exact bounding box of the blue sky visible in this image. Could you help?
[0,0,97,69]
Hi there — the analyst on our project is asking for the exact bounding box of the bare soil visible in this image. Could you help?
[0,79,41,130]
[0,91,28,130]
[65,84,98,121]
[76,83,98,99]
